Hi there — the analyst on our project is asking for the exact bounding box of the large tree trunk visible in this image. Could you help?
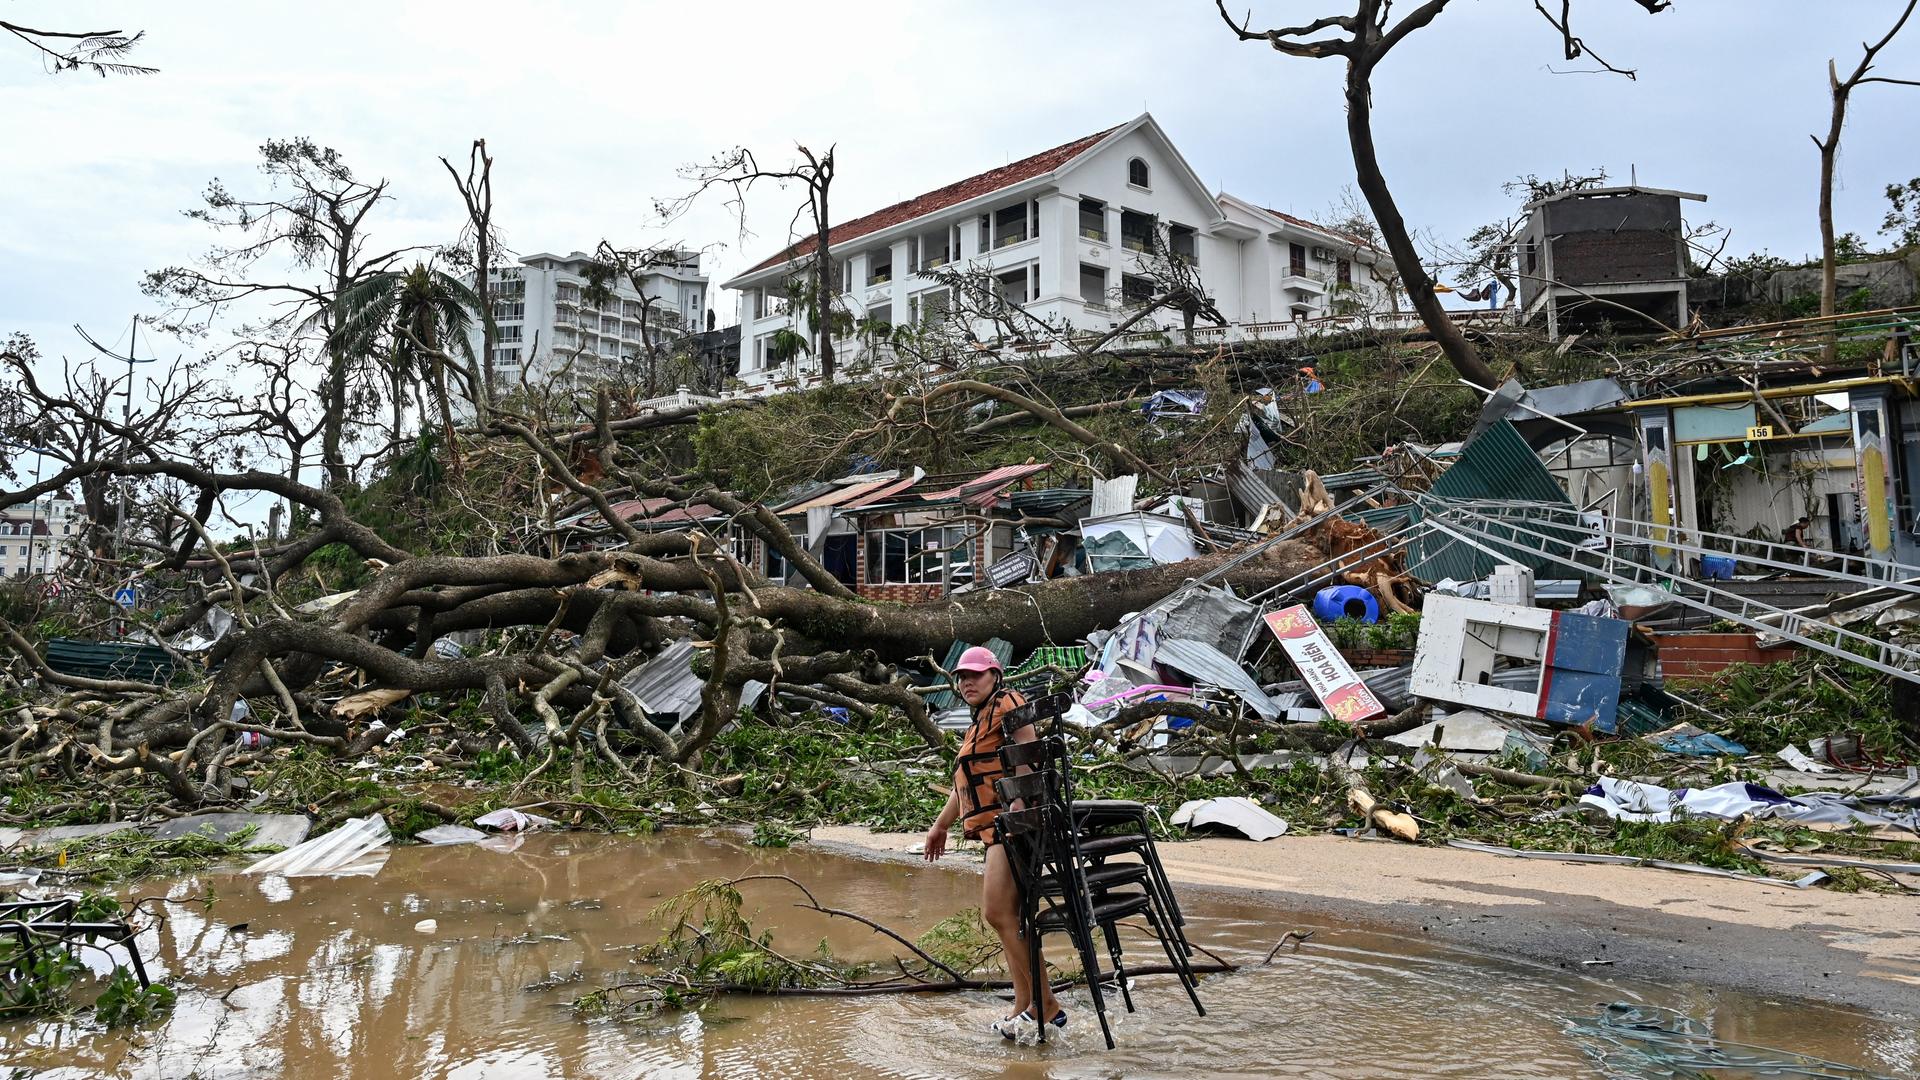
[387,538,1327,664]
[475,144,495,415]
[1344,60,1497,389]
[1817,60,1848,366]
[815,180,836,383]
[322,343,352,489]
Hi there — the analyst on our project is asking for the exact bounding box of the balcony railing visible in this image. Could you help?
[1080,225,1107,242]
[725,309,1511,397]
[995,227,1029,248]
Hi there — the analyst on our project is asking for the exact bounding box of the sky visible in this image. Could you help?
[1,1,1916,484]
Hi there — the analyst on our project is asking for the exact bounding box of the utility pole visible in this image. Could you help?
[74,316,155,560]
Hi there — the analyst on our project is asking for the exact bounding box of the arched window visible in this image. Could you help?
[1127,157,1150,187]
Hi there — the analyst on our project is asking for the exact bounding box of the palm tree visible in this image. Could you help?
[327,262,493,457]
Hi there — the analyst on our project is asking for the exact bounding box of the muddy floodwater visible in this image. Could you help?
[2,832,1915,1078]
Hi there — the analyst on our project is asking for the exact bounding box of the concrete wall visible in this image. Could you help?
[1765,254,1919,309]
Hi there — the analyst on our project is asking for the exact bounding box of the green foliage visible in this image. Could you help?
[768,327,810,364]
[749,821,801,849]
[915,909,1000,977]
[0,938,85,1017]
[1324,613,1419,652]
[1722,250,1791,278]
[15,826,265,884]
[73,892,123,923]
[92,967,176,1028]
[1685,655,1906,756]
[1884,177,1920,250]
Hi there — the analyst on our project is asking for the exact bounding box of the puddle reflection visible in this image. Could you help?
[0,832,1912,1079]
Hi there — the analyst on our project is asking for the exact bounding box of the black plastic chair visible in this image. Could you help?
[999,737,1192,952]
[995,770,1206,1048]
[995,793,1132,1049]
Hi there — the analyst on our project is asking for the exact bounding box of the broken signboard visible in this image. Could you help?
[1262,605,1387,724]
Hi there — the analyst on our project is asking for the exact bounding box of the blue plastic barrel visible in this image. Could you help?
[1312,585,1380,624]
[1699,555,1737,580]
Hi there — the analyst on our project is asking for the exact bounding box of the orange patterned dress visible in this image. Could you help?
[953,688,1028,844]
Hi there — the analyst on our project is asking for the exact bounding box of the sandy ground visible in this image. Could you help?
[811,825,1920,1017]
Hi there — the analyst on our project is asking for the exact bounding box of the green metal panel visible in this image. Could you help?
[1009,645,1088,681]
[923,637,1014,711]
[42,638,176,684]
[1409,421,1582,583]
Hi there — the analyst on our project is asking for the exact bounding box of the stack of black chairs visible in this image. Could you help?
[966,692,1205,1049]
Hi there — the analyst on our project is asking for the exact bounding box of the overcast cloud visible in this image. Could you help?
[2,1,1915,414]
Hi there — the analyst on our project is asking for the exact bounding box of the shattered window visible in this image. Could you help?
[866,526,967,585]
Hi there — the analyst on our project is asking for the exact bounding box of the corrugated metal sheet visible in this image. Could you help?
[619,639,704,723]
[924,637,1013,711]
[1226,459,1293,522]
[1009,488,1092,516]
[1269,663,1543,715]
[776,472,920,515]
[638,503,719,526]
[919,462,1049,505]
[1409,421,1582,583]
[1090,475,1139,518]
[1319,469,1387,491]
[1154,637,1280,718]
[1159,584,1258,651]
[555,497,674,530]
[1430,421,1570,504]
[43,639,176,683]
[1351,505,1414,532]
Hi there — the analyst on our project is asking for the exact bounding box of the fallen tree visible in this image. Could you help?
[0,344,1379,810]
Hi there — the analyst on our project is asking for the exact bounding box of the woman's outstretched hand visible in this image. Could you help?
[923,824,948,861]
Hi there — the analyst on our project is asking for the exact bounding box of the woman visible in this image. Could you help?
[923,646,1065,1039]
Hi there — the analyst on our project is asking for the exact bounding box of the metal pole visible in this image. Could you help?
[113,316,135,558]
[26,454,43,576]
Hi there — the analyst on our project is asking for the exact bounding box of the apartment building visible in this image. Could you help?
[467,249,710,392]
[723,113,1395,390]
[0,494,83,578]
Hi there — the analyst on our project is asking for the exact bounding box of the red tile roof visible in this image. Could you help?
[1260,207,1376,251]
[740,125,1121,277]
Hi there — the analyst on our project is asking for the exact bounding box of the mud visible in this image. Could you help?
[2,832,1915,1079]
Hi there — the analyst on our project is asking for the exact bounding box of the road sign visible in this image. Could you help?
[1262,604,1386,724]
[114,587,137,610]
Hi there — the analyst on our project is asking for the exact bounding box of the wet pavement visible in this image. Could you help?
[2,831,1915,1078]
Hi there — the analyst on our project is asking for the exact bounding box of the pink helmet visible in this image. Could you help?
[953,646,1002,674]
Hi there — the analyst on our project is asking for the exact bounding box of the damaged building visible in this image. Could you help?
[1515,184,1706,338]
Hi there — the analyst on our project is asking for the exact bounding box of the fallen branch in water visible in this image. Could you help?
[571,873,1249,1017]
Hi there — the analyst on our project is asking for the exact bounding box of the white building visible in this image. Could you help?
[0,494,84,579]
[722,113,1399,391]
[468,249,710,392]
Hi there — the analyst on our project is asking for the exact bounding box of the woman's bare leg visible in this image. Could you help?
[983,845,1060,1020]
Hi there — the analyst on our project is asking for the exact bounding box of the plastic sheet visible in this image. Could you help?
[1170,797,1288,841]
[245,815,391,878]
[415,825,489,846]
[475,808,558,832]
[1580,777,1920,832]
